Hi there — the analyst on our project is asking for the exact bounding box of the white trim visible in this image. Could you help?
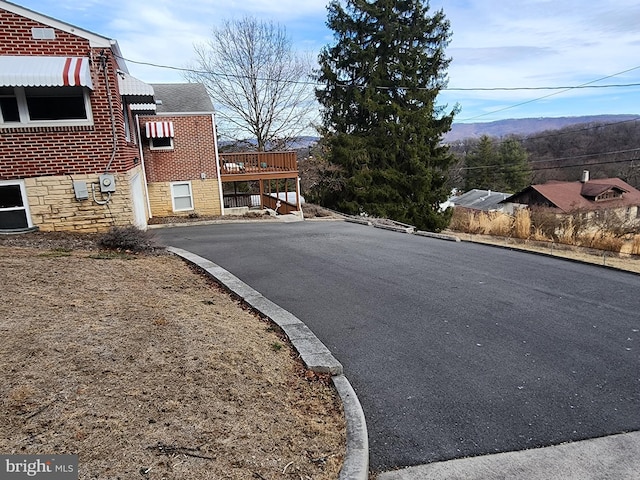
[212,112,225,216]
[135,115,153,219]
[130,172,147,229]
[154,112,214,116]
[0,179,33,229]
[170,181,194,212]
[149,137,174,150]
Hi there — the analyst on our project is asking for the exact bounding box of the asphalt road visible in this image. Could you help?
[156,221,640,472]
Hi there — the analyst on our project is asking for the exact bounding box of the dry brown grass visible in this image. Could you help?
[450,207,640,256]
[631,235,640,255]
[512,209,531,239]
[0,246,345,480]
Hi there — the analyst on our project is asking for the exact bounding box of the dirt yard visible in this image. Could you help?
[0,236,345,479]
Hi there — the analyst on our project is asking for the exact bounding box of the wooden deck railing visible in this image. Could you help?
[219,151,297,175]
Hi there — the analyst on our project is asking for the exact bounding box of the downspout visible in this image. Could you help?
[135,115,153,218]
[212,113,225,215]
[100,50,118,174]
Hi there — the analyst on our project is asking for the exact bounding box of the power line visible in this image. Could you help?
[118,54,640,94]
[459,148,640,172]
[118,53,640,153]
[446,83,640,91]
[456,64,640,122]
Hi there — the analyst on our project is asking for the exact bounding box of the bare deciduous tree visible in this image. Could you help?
[187,17,316,151]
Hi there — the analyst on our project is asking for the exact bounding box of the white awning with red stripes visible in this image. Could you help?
[145,121,174,138]
[0,56,93,89]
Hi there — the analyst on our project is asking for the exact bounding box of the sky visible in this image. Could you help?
[9,0,640,124]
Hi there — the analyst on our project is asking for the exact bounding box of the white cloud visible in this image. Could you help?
[13,0,640,120]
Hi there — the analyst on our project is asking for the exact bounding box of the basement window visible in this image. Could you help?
[171,182,194,212]
[0,180,33,230]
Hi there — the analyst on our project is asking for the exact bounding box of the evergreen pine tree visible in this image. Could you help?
[464,135,495,192]
[498,137,531,193]
[316,0,457,231]
[464,136,531,193]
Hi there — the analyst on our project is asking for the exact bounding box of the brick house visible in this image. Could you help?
[0,0,150,232]
[0,1,299,233]
[138,83,223,219]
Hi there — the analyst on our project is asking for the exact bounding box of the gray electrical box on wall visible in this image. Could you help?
[73,181,89,200]
[99,174,116,193]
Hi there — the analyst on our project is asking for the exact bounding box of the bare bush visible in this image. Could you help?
[98,226,162,253]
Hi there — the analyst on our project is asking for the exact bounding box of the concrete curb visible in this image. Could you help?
[345,217,373,226]
[459,237,640,277]
[166,246,370,478]
[374,223,415,234]
[415,230,461,242]
[332,375,369,480]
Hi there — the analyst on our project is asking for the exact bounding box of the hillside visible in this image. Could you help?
[290,115,640,150]
[444,114,640,142]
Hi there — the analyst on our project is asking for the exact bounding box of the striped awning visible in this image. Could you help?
[145,121,174,138]
[0,56,93,89]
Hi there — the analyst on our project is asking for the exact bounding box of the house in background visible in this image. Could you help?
[137,83,223,219]
[0,0,301,233]
[450,189,512,213]
[502,171,640,226]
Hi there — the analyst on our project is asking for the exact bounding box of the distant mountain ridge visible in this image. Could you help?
[444,114,640,142]
[226,115,640,150]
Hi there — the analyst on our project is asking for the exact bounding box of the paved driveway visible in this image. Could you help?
[156,221,640,472]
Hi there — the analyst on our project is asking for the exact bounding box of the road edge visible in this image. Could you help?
[166,246,370,480]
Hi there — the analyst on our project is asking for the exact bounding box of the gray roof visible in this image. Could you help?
[150,83,214,113]
[452,189,511,211]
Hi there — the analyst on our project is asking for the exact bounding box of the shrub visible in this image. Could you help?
[529,207,562,241]
[98,226,162,253]
[301,203,333,218]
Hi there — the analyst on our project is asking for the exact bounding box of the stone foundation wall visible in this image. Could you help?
[25,166,145,233]
[147,179,221,218]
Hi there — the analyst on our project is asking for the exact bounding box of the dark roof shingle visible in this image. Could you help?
[150,83,214,113]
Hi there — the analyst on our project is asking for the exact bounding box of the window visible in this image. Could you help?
[0,180,32,230]
[0,86,92,126]
[0,87,20,122]
[150,136,174,150]
[171,182,193,211]
[595,190,623,202]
